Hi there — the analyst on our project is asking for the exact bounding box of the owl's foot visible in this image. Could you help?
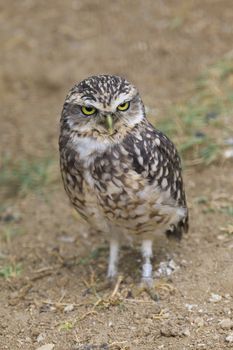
[141,276,154,288]
[139,278,159,301]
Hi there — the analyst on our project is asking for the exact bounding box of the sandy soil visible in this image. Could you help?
[1,1,233,349]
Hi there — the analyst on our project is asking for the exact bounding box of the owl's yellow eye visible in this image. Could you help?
[81,106,96,116]
[117,101,130,111]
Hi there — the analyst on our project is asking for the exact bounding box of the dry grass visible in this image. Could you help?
[153,57,233,165]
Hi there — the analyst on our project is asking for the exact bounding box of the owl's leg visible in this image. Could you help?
[141,239,153,286]
[107,239,119,279]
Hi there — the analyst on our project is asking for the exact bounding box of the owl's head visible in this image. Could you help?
[61,75,145,142]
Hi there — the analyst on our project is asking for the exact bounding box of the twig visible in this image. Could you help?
[109,340,128,348]
[110,275,123,298]
[41,300,89,307]
[8,283,33,305]
[77,310,98,321]
[123,298,156,304]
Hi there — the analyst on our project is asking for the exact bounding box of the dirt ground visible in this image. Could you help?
[1,1,233,349]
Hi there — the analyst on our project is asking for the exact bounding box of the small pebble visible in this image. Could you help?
[182,328,190,337]
[143,326,150,334]
[197,343,206,348]
[205,111,218,121]
[185,303,197,312]
[160,324,179,337]
[224,137,233,145]
[209,293,222,303]
[217,234,226,241]
[64,304,74,313]
[36,345,54,350]
[224,149,233,159]
[168,259,178,270]
[155,259,179,277]
[194,317,204,327]
[37,333,46,343]
[219,318,233,330]
[25,337,31,343]
[58,235,75,243]
[195,131,206,138]
[223,307,231,315]
[225,332,233,343]
[0,209,21,223]
[225,294,231,300]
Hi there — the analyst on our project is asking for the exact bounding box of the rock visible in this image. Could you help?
[182,328,190,337]
[209,293,222,303]
[160,323,179,337]
[213,334,220,340]
[36,344,54,350]
[223,307,231,315]
[224,137,233,146]
[219,318,233,330]
[205,111,218,121]
[168,259,178,270]
[225,333,233,343]
[155,259,179,277]
[36,333,46,343]
[58,235,75,243]
[185,303,197,312]
[195,131,206,138]
[224,149,233,159]
[160,320,191,338]
[143,326,150,335]
[224,294,231,300]
[194,317,204,327]
[0,208,21,223]
[64,304,74,313]
[217,234,226,241]
[25,337,31,343]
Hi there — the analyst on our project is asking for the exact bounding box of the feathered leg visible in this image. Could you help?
[141,239,153,286]
[107,239,119,279]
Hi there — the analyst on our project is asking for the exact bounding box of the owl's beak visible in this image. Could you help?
[105,114,114,134]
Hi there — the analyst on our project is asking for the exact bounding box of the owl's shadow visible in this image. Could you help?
[121,238,176,280]
[88,235,178,282]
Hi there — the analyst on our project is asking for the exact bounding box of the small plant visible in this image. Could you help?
[153,57,233,166]
[77,246,108,266]
[59,321,74,331]
[0,263,22,279]
[0,157,58,197]
[1,226,25,243]
[220,206,233,217]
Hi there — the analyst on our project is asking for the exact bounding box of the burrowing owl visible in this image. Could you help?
[59,75,188,285]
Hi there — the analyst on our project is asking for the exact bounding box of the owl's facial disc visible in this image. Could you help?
[62,75,145,139]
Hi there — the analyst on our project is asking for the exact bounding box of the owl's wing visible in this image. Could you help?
[124,121,189,239]
[60,147,87,218]
[60,144,110,234]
